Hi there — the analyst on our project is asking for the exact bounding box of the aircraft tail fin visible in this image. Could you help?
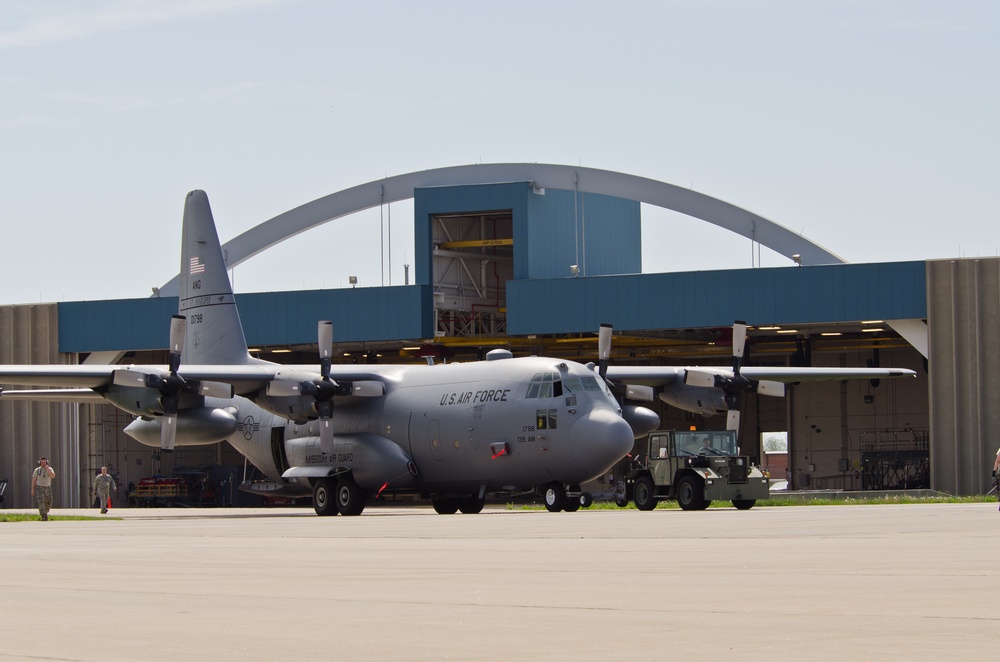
[179,190,259,366]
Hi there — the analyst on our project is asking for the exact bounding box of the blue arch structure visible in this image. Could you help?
[158,163,844,296]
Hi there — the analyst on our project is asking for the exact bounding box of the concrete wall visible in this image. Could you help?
[928,258,1000,495]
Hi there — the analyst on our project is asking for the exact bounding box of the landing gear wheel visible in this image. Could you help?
[614,496,629,508]
[313,478,338,516]
[733,499,756,510]
[563,498,581,512]
[633,475,657,511]
[543,483,566,512]
[579,492,594,508]
[335,475,367,516]
[458,496,485,514]
[432,498,459,514]
[676,475,706,511]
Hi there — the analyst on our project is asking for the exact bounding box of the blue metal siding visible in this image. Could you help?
[414,183,530,284]
[415,183,640,283]
[525,189,640,279]
[58,298,178,352]
[59,286,433,353]
[507,261,927,335]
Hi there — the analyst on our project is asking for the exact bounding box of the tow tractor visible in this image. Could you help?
[618,429,769,510]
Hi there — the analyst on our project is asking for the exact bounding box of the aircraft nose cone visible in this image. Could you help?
[570,408,635,480]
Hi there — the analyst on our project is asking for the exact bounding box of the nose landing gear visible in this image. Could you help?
[542,483,592,512]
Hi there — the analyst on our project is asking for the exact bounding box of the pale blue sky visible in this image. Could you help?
[1,0,997,304]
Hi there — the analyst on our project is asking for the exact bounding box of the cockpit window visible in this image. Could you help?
[526,372,563,399]
[563,375,603,393]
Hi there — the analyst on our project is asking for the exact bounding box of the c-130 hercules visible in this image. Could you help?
[0,191,916,516]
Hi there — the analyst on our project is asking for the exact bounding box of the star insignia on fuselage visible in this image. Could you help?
[238,415,260,440]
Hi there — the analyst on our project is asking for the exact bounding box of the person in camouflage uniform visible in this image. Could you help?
[31,457,55,521]
[93,466,117,514]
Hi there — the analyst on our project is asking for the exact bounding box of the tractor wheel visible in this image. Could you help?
[633,475,657,511]
[676,475,705,511]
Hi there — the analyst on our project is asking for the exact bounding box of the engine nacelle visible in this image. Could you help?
[658,387,727,417]
[284,433,417,491]
[622,405,660,439]
[125,406,238,447]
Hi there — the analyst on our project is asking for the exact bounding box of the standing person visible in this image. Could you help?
[30,457,55,521]
[93,466,117,514]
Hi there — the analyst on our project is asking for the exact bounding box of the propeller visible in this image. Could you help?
[597,323,613,381]
[314,321,335,453]
[112,315,233,452]
[683,321,781,434]
[266,321,341,453]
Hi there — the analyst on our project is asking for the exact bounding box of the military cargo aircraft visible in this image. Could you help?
[0,191,916,516]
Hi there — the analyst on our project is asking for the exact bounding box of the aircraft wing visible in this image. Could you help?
[0,365,120,388]
[602,366,687,388]
[604,365,916,386]
[0,363,399,397]
[739,366,916,382]
[0,388,107,402]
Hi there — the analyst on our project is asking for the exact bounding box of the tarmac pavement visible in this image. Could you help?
[1,502,998,661]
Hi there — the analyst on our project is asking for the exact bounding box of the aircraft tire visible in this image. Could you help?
[313,478,339,516]
[579,492,594,508]
[543,483,565,512]
[633,475,657,511]
[336,475,366,516]
[563,498,581,512]
[676,475,705,511]
[458,497,485,514]
[432,498,459,514]
[733,499,756,510]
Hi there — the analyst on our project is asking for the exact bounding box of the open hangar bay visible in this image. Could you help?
[0,164,994,509]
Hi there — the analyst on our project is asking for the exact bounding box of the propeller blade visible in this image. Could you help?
[168,315,186,373]
[319,418,334,454]
[755,380,786,398]
[732,320,747,363]
[684,369,719,389]
[625,384,655,402]
[160,412,177,452]
[598,323,612,380]
[350,380,385,397]
[195,380,234,399]
[112,369,148,388]
[318,321,333,379]
[267,380,302,396]
[726,409,740,432]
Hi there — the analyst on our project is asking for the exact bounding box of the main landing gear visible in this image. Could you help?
[313,474,367,516]
[431,495,486,514]
[542,482,593,513]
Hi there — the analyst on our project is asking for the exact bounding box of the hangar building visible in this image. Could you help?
[0,164,995,509]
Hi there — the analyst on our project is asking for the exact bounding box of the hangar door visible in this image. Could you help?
[431,209,513,339]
